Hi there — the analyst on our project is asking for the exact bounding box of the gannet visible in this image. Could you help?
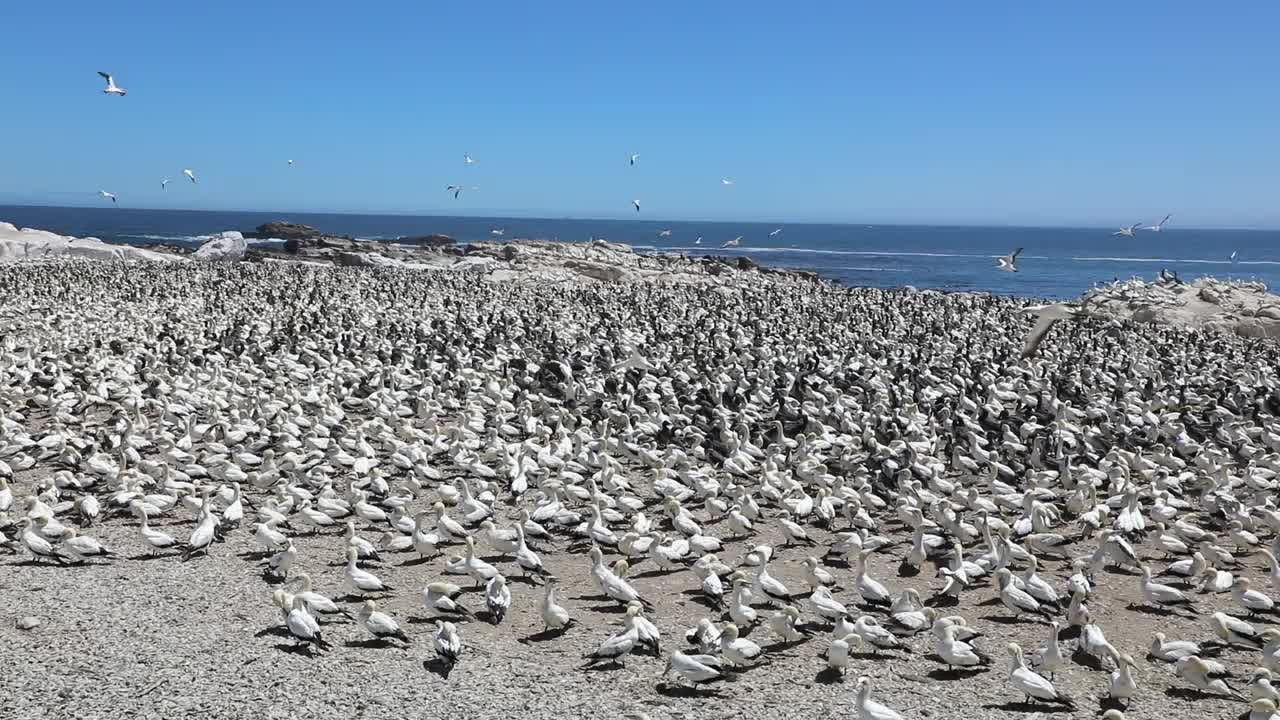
[996,247,1022,272]
[1138,565,1195,611]
[718,623,763,667]
[1233,577,1276,616]
[464,154,476,164]
[721,178,734,186]
[357,600,409,643]
[581,606,640,667]
[344,547,393,595]
[629,153,639,166]
[62,528,113,562]
[290,572,350,619]
[1029,620,1066,679]
[1213,611,1263,649]
[767,606,807,643]
[721,235,742,249]
[423,581,475,620]
[854,676,904,720]
[1177,655,1246,700]
[1111,223,1140,237]
[17,519,70,564]
[1006,642,1074,707]
[1106,650,1139,708]
[769,227,782,237]
[183,169,197,184]
[588,546,652,609]
[1250,669,1280,702]
[936,623,989,670]
[433,620,462,669]
[994,567,1050,619]
[134,506,179,555]
[539,576,574,632]
[1149,632,1204,662]
[1250,699,1279,720]
[1019,303,1080,358]
[485,573,511,624]
[161,179,170,190]
[99,191,117,205]
[1145,213,1172,232]
[286,596,330,652]
[266,539,297,580]
[97,71,126,96]
[827,633,863,676]
[662,650,728,689]
[632,199,641,212]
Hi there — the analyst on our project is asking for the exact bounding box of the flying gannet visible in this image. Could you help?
[996,247,1022,272]
[1145,213,1172,232]
[1111,223,1140,237]
[183,169,197,184]
[99,191,117,205]
[97,72,126,96]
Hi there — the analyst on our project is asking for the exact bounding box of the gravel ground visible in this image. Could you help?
[0,262,1275,720]
[2,465,1271,720]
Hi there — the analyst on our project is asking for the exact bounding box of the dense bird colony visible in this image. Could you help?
[2,260,1280,720]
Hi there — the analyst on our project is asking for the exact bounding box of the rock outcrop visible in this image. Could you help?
[248,222,322,241]
[394,234,455,248]
[0,223,175,263]
[1081,276,1280,339]
[193,232,248,263]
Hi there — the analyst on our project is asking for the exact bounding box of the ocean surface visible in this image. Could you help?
[3,205,1277,300]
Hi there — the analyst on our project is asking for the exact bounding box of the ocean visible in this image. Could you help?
[3,205,1277,300]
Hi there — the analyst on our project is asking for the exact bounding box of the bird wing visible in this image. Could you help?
[98,72,111,81]
[1020,316,1058,359]
[1011,247,1023,261]
[1160,214,1171,226]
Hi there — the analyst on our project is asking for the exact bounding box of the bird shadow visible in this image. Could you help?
[254,625,292,639]
[765,639,810,653]
[633,569,676,580]
[572,593,614,603]
[927,666,987,680]
[1070,647,1109,671]
[975,597,1004,607]
[519,627,571,644]
[1098,697,1129,713]
[399,556,437,567]
[978,615,1037,626]
[344,638,399,649]
[126,552,183,561]
[896,561,921,577]
[507,575,543,587]
[580,661,629,673]
[273,642,315,657]
[655,683,723,697]
[585,603,630,615]
[925,595,960,608]
[1165,687,1227,701]
[423,657,454,679]
[980,701,1073,714]
[814,667,846,685]
[1125,603,1187,618]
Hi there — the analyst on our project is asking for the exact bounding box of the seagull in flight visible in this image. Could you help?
[694,237,702,245]
[464,154,476,165]
[490,228,505,236]
[658,229,672,237]
[1020,303,1081,358]
[769,228,783,237]
[183,169,197,184]
[1230,250,1238,262]
[632,199,641,213]
[161,179,170,190]
[996,247,1023,272]
[721,178,734,186]
[1145,214,1172,232]
[97,72,126,96]
[629,153,640,166]
[1111,223,1140,238]
[98,191,117,205]
[722,235,742,248]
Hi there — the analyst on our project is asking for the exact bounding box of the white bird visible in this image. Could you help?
[632,199,641,212]
[722,236,742,249]
[433,620,462,668]
[1006,642,1074,707]
[287,159,294,166]
[485,574,512,624]
[344,547,393,595]
[99,191,117,205]
[539,577,574,632]
[996,247,1023,272]
[1177,655,1246,700]
[1019,303,1080,358]
[629,153,640,166]
[853,675,904,720]
[1111,223,1141,237]
[464,154,476,164]
[694,236,702,245]
[721,178,734,186]
[357,600,409,643]
[161,179,170,190]
[1231,250,1239,262]
[183,169,197,184]
[657,228,672,237]
[582,606,640,666]
[827,633,864,676]
[662,651,728,689]
[1145,213,1172,232]
[490,228,505,236]
[769,228,783,237]
[97,72,126,96]
[286,596,330,652]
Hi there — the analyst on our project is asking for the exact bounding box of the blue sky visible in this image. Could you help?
[1,3,1277,227]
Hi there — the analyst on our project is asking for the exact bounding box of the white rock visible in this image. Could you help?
[193,231,248,263]
[0,222,176,263]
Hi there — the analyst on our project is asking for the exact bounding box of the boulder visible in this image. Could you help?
[564,260,630,282]
[501,244,520,262]
[736,256,757,271]
[395,234,455,248]
[0,222,176,263]
[193,232,248,263]
[249,222,322,240]
[591,239,633,253]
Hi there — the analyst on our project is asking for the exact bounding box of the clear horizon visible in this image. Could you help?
[2,4,1278,229]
